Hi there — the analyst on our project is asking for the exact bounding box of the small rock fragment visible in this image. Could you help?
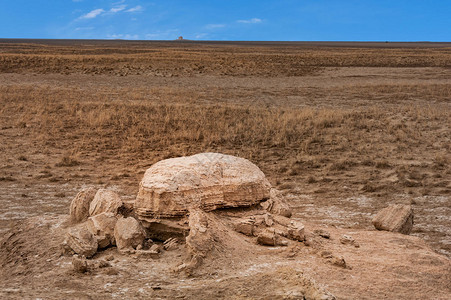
[72,256,88,273]
[257,229,287,246]
[287,220,305,242]
[89,189,123,217]
[339,235,355,245]
[163,238,179,251]
[234,219,254,236]
[330,256,349,269]
[69,187,97,223]
[149,244,162,253]
[372,204,414,234]
[105,254,115,261]
[114,217,146,251]
[64,225,98,258]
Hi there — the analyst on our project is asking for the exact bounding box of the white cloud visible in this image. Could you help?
[205,24,225,30]
[110,5,127,13]
[126,5,144,13]
[237,18,262,24]
[80,9,105,19]
[107,33,140,40]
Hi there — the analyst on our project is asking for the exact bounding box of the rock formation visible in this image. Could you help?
[86,212,118,248]
[89,189,123,217]
[372,204,414,234]
[134,153,272,220]
[114,217,146,251]
[62,153,305,270]
[69,187,97,223]
[63,224,98,258]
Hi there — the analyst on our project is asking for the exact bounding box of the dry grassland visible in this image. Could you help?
[0,41,450,256]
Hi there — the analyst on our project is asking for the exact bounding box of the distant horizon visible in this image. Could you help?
[1,1,449,42]
[1,38,450,43]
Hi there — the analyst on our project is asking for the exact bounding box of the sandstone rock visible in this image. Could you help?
[89,189,123,217]
[178,210,214,274]
[287,221,305,242]
[163,238,179,251]
[134,153,271,220]
[372,204,413,234]
[69,187,97,223]
[72,256,88,273]
[114,217,146,251]
[86,212,118,248]
[64,225,98,258]
[257,229,287,246]
[234,219,254,236]
[260,189,292,218]
[339,234,357,247]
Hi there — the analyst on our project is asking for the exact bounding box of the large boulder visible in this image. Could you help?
[114,217,146,251]
[134,153,271,220]
[89,189,123,217]
[69,187,97,223]
[86,212,118,248]
[63,225,98,258]
[372,204,414,234]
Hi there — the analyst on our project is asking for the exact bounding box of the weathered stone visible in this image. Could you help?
[114,217,146,251]
[234,219,254,236]
[340,235,355,245]
[69,187,97,223]
[86,212,118,248]
[287,221,305,242]
[372,204,414,234]
[134,153,271,220]
[163,238,179,251]
[141,219,189,241]
[260,189,292,218]
[72,256,88,273]
[257,229,287,246]
[64,225,98,258]
[89,189,123,217]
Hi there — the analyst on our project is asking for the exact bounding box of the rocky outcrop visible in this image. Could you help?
[114,217,146,251]
[63,225,98,258]
[89,189,123,217]
[372,204,414,234]
[86,212,118,248]
[134,153,271,220]
[69,187,97,223]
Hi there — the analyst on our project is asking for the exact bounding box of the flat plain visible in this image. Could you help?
[0,40,450,299]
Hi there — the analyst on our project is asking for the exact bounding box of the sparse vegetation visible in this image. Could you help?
[0,41,449,257]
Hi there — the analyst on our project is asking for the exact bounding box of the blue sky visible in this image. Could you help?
[0,0,449,41]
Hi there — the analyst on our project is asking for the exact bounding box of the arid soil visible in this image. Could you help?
[0,40,450,299]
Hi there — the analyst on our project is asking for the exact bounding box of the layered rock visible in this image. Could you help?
[69,187,97,223]
[372,204,414,234]
[86,212,118,248]
[64,225,98,258]
[114,217,146,251]
[134,153,271,220]
[89,189,123,217]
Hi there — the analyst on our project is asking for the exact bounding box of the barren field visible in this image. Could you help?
[0,40,450,299]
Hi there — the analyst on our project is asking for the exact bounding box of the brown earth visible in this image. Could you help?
[0,40,450,299]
